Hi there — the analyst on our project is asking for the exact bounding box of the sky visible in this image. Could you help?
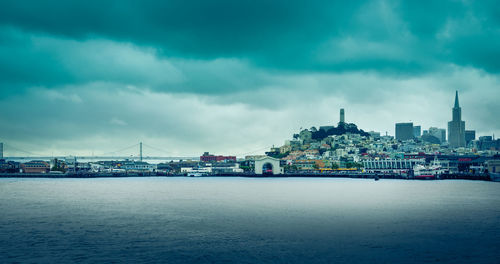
[0,0,499,157]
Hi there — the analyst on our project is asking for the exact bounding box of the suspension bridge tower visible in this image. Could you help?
[140,142,143,161]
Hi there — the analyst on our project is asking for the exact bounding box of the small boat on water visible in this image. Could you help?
[186,168,210,177]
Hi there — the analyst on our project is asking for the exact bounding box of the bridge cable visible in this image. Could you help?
[98,143,140,157]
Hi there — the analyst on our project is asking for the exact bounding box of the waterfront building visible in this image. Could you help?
[448,91,466,148]
[200,152,236,163]
[121,161,156,172]
[21,160,50,173]
[254,156,283,175]
[395,122,414,141]
[436,154,491,173]
[487,159,500,174]
[362,158,425,172]
[291,159,316,170]
[0,159,20,173]
[465,130,476,145]
[413,126,421,138]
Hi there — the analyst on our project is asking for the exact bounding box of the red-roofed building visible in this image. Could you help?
[200,152,236,163]
[21,160,50,173]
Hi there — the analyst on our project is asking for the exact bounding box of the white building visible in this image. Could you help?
[122,161,156,172]
[254,156,283,175]
[362,158,425,172]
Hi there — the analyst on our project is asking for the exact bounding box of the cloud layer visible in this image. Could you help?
[0,0,499,156]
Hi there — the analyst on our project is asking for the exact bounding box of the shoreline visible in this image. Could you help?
[0,172,493,181]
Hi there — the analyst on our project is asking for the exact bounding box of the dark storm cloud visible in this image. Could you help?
[0,0,499,155]
[0,27,273,97]
[0,1,350,58]
[0,0,499,73]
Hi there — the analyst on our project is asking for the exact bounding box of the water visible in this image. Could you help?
[0,178,499,263]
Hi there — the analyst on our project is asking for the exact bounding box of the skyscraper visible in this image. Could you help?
[395,122,414,141]
[448,91,466,148]
[465,130,476,145]
[413,126,421,137]
[0,142,3,159]
[339,108,345,123]
[429,127,446,143]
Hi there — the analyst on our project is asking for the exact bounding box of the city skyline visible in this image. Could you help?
[0,1,499,156]
[1,3,499,264]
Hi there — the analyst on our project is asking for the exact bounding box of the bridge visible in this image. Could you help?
[0,141,272,161]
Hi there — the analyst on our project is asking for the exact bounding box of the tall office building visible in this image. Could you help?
[448,91,466,148]
[429,127,446,143]
[413,126,421,137]
[339,108,345,123]
[395,122,414,141]
[465,130,476,145]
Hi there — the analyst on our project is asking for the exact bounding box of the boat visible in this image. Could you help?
[413,158,445,180]
[187,172,204,177]
[413,165,437,179]
[187,168,211,177]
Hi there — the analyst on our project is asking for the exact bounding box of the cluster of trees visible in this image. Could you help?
[51,159,66,173]
[266,151,290,159]
[311,123,370,141]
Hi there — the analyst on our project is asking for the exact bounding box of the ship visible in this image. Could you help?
[413,157,445,180]
[187,167,211,177]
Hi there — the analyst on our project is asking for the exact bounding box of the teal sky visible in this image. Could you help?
[0,0,499,157]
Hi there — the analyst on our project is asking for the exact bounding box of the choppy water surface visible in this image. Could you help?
[0,178,499,263]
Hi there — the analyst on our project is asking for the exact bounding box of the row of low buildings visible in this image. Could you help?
[0,159,157,174]
[0,160,52,174]
[1,150,500,176]
[0,154,244,175]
